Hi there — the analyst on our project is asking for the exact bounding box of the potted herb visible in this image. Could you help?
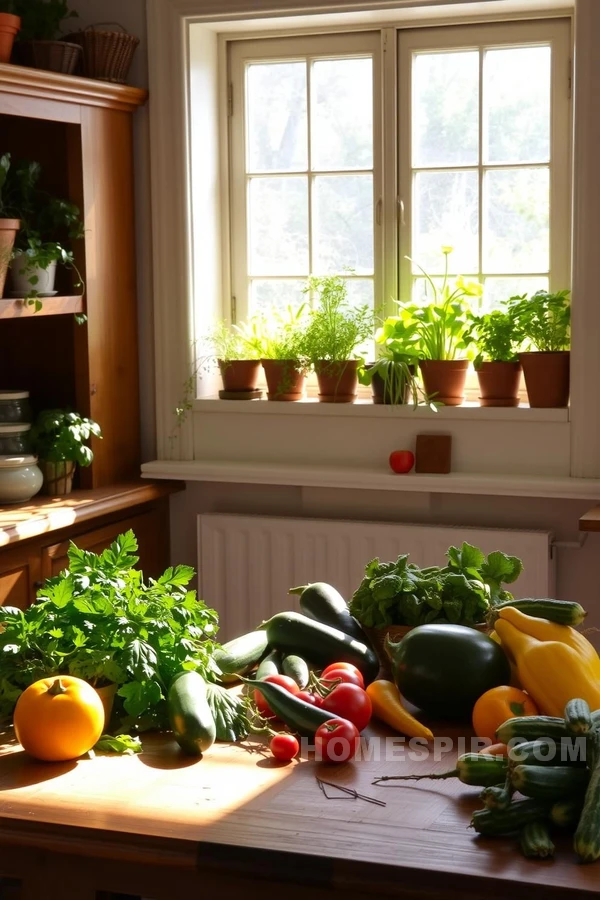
[302,275,374,403]
[466,308,522,407]
[0,0,20,63]
[211,320,264,397]
[7,159,84,310]
[261,304,309,401]
[359,315,422,406]
[0,153,20,298]
[507,290,571,408]
[31,409,102,495]
[13,0,80,74]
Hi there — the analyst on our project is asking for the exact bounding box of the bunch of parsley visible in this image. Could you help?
[349,542,523,629]
[0,531,223,731]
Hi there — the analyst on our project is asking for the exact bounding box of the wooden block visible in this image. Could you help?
[415,434,452,474]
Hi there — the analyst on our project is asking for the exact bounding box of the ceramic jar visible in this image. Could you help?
[0,424,32,456]
[0,390,31,424]
[0,455,43,503]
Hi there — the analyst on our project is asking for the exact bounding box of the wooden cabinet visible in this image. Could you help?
[0,545,40,609]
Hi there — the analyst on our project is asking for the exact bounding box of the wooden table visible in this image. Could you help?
[0,726,598,900]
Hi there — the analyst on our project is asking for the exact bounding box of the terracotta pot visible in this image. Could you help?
[218,359,261,393]
[369,364,416,405]
[261,359,306,401]
[315,360,359,403]
[96,683,117,729]
[39,460,75,496]
[0,219,20,299]
[0,13,20,63]
[476,361,522,407]
[419,359,468,406]
[519,351,570,408]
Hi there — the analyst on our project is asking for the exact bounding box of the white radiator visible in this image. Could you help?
[198,514,555,640]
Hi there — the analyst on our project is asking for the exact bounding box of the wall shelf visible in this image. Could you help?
[0,296,84,319]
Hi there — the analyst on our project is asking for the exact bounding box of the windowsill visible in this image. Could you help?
[142,459,600,500]
[193,397,569,423]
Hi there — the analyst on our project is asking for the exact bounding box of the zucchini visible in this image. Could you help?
[168,672,216,757]
[480,773,513,810]
[264,611,379,684]
[375,753,507,788]
[511,764,589,801]
[282,654,309,689]
[508,738,586,767]
[496,715,568,744]
[574,727,600,861]
[471,799,550,836]
[290,582,370,644]
[519,820,555,859]
[491,597,587,626]
[255,649,281,681]
[213,630,269,683]
[565,698,592,736]
[249,678,333,738]
[550,798,584,830]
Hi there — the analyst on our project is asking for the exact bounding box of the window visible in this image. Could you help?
[228,19,570,323]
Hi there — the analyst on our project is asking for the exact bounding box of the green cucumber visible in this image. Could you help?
[508,738,586,767]
[496,715,568,744]
[290,582,370,644]
[213,630,269,683]
[264,611,379,684]
[375,753,507,788]
[519,820,555,859]
[168,672,216,757]
[574,728,600,861]
[480,773,513,810]
[255,649,281,681]
[565,698,592,736]
[511,765,589,801]
[249,678,333,737]
[471,799,550,836]
[282,654,309,689]
[491,597,587,626]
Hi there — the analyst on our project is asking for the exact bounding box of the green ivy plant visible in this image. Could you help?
[31,409,102,467]
[301,274,374,367]
[506,289,571,353]
[13,0,78,42]
[465,308,520,369]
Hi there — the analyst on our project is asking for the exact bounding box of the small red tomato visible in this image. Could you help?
[321,668,365,690]
[314,718,360,763]
[296,690,317,706]
[321,683,372,732]
[322,663,365,688]
[312,694,325,708]
[389,449,415,474]
[270,733,300,762]
[254,674,299,719]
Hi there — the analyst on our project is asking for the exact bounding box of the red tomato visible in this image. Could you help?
[389,450,415,474]
[314,718,360,763]
[321,668,365,689]
[322,663,365,688]
[321,683,372,732]
[296,690,317,706]
[270,733,300,762]
[254,674,299,719]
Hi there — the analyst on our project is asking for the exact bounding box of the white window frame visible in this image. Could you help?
[143,0,600,493]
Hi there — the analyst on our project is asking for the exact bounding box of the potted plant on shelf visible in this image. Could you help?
[302,274,374,403]
[260,304,309,401]
[465,308,522,407]
[31,409,102,496]
[401,249,483,406]
[211,320,264,397]
[7,159,84,311]
[12,0,80,75]
[507,289,571,408]
[0,153,20,299]
[0,0,20,63]
[359,315,423,406]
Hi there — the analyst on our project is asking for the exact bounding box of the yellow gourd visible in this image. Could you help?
[497,606,600,678]
[494,619,600,717]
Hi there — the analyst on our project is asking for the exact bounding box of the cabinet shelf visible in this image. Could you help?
[0,296,84,318]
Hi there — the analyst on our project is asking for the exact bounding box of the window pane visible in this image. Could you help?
[484,46,551,165]
[413,51,479,168]
[311,57,373,171]
[312,174,373,274]
[247,62,307,173]
[484,167,549,274]
[250,279,307,313]
[413,170,479,274]
[484,276,550,309]
[248,177,308,275]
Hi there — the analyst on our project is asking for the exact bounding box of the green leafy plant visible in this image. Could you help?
[507,290,571,353]
[349,542,523,629]
[465,308,520,369]
[301,274,374,365]
[31,409,102,467]
[359,313,434,407]
[400,249,483,360]
[260,304,309,362]
[13,0,77,41]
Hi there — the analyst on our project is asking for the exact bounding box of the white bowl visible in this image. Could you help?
[0,455,43,504]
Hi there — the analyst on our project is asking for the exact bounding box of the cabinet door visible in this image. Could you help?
[41,508,169,581]
[0,546,41,609]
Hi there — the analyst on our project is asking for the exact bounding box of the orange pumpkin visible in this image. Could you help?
[472,685,539,743]
[13,675,104,762]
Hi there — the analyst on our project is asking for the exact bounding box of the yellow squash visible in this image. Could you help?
[366,679,433,741]
[497,606,600,678]
[494,619,600,717]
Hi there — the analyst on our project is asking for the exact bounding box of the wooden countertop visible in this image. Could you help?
[0,726,597,899]
[580,504,600,532]
[0,481,184,548]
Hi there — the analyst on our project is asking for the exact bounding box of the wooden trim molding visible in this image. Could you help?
[0,63,148,112]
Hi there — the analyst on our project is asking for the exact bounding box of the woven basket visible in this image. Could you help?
[363,622,490,678]
[17,40,82,75]
[39,460,75,496]
[65,24,139,84]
